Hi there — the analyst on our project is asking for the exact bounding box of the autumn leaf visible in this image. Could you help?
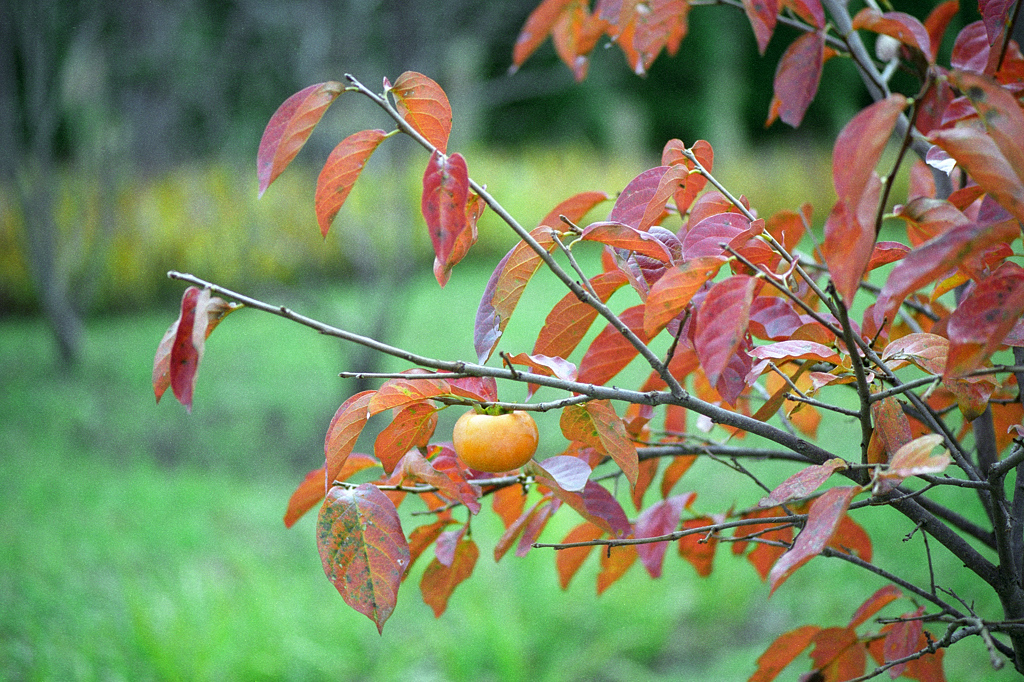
[749,625,820,682]
[530,455,591,492]
[760,458,848,507]
[768,486,858,594]
[317,483,410,633]
[609,166,671,229]
[848,584,903,628]
[677,516,718,577]
[284,467,327,529]
[661,138,713,214]
[577,305,649,387]
[325,391,376,490]
[420,535,478,617]
[643,256,724,338]
[833,95,907,210]
[742,0,778,54]
[257,81,345,197]
[597,543,638,593]
[540,478,631,538]
[556,522,604,589]
[580,221,674,260]
[368,376,451,416]
[693,274,761,388]
[315,129,388,237]
[634,494,691,577]
[387,450,482,515]
[767,30,825,128]
[422,151,471,287]
[851,9,932,58]
[945,260,1024,379]
[560,401,639,488]
[534,270,630,359]
[374,403,438,474]
[391,71,453,153]
[512,0,577,70]
[475,226,557,363]
[874,434,951,492]
[153,286,240,408]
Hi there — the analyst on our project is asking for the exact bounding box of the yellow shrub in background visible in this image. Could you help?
[0,143,837,314]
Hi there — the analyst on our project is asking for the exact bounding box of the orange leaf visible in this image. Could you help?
[325,391,376,491]
[420,536,478,617]
[749,624,820,682]
[491,483,527,530]
[374,403,438,474]
[945,261,1024,378]
[315,129,388,237]
[678,516,718,577]
[368,376,451,416]
[660,455,697,498]
[597,544,638,594]
[848,584,902,628]
[512,0,577,69]
[833,95,908,210]
[534,269,629,360]
[644,256,724,338]
[257,81,345,197]
[556,522,604,589]
[391,71,452,153]
[577,305,649,386]
[317,483,409,633]
[284,467,327,529]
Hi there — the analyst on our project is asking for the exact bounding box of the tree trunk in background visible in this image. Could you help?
[2,1,83,365]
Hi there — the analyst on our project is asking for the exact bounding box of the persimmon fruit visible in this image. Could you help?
[452,409,539,472]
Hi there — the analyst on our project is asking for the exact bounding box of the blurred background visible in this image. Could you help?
[2,0,1007,680]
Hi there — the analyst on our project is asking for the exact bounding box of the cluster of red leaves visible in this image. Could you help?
[153,0,1024,677]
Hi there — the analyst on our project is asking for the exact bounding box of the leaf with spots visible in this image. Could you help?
[317,483,410,633]
[391,71,452,153]
[422,151,471,287]
[257,81,345,197]
[742,0,778,54]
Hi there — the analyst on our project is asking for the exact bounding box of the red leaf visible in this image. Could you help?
[742,0,778,54]
[848,584,902,628]
[512,0,577,70]
[632,0,691,74]
[325,391,376,491]
[534,270,630,360]
[924,1,960,62]
[475,226,557,363]
[315,129,388,237]
[368,377,452,416]
[634,494,691,577]
[873,219,1020,330]
[749,625,820,682]
[677,516,718,577]
[768,486,857,594]
[681,211,751,258]
[560,401,639,488]
[577,305,649,386]
[447,376,498,403]
[391,71,453,153]
[733,506,794,580]
[767,30,825,127]
[781,0,824,30]
[893,197,971,247]
[851,9,932,58]
[869,396,913,463]
[580,221,674,260]
[556,522,604,589]
[374,403,438,474]
[422,151,471,287]
[929,125,1024,226]
[821,180,880,306]
[406,518,456,576]
[317,483,409,633]
[551,2,607,81]
[980,0,1014,50]
[808,626,864,678]
[154,287,240,406]
[644,257,724,338]
[693,274,760,387]
[662,138,714,214]
[946,262,1024,377]
[491,484,526,530]
[948,70,1024,202]
[166,288,229,412]
[881,332,948,375]
[661,455,697,498]
[257,81,345,197]
[495,496,550,561]
[760,458,848,507]
[833,95,907,209]
[883,607,925,678]
[420,536,478,617]
[609,167,671,228]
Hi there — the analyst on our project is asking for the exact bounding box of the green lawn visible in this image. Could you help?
[1,262,1011,680]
